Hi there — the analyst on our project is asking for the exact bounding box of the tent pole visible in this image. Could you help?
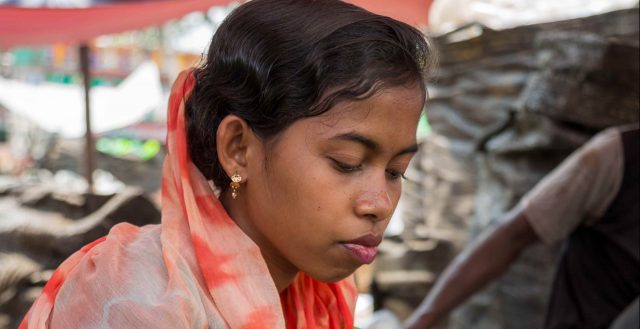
[79,43,94,192]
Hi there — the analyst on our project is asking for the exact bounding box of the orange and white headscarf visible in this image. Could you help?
[20,70,357,329]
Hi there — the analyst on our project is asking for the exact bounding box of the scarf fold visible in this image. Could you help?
[20,70,357,329]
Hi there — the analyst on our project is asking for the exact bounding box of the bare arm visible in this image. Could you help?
[403,206,539,329]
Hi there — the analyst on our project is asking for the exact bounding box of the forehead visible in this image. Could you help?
[279,85,425,152]
[313,86,424,135]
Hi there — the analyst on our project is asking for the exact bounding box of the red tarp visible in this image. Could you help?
[348,0,432,28]
[0,0,432,49]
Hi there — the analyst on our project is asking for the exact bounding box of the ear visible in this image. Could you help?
[216,114,257,180]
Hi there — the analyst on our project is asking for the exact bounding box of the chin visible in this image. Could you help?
[306,265,358,283]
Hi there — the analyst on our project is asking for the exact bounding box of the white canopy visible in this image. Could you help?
[0,61,162,138]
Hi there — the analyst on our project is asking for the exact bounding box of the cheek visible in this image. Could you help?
[281,161,338,210]
[265,154,348,230]
[391,183,402,204]
[260,151,324,209]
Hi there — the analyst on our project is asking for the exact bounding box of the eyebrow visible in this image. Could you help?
[330,132,419,156]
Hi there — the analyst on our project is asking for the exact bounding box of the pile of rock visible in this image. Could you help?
[0,179,160,329]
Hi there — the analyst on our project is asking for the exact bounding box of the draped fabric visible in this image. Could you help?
[20,70,357,329]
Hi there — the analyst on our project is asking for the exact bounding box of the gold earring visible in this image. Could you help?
[230,172,242,199]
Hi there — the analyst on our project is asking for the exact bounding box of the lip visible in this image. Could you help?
[343,233,383,247]
[341,234,382,264]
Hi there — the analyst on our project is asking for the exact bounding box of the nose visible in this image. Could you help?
[354,189,394,223]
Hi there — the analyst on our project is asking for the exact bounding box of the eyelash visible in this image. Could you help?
[330,159,407,180]
[387,170,408,180]
[331,159,362,172]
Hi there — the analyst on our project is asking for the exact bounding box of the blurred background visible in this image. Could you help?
[0,1,638,328]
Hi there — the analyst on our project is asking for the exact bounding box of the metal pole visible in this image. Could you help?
[79,43,94,192]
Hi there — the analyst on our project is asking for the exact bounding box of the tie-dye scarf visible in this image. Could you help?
[20,70,357,329]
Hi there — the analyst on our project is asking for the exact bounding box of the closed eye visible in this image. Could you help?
[386,169,407,180]
[329,158,362,173]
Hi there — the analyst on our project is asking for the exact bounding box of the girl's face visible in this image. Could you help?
[241,85,424,286]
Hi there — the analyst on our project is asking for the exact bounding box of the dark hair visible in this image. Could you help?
[186,0,435,189]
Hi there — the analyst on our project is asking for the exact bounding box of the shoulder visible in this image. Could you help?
[59,223,164,289]
[579,127,622,160]
[562,126,624,181]
[49,223,218,328]
[49,224,179,328]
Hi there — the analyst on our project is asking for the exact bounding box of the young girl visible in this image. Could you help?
[20,0,434,328]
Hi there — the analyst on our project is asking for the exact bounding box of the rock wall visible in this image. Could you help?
[373,8,639,328]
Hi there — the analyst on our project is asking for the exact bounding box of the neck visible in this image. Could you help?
[266,259,298,293]
[220,191,298,293]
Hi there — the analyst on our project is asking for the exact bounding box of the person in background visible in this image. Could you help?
[19,1,436,328]
[405,123,639,329]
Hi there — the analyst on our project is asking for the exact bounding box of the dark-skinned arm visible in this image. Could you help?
[403,205,539,329]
